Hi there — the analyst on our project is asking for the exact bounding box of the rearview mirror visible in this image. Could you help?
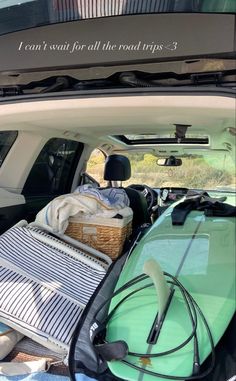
[157,156,182,167]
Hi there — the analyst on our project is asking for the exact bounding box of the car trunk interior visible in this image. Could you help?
[0,91,235,378]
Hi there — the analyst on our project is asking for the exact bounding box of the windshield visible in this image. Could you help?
[122,152,236,192]
[0,0,235,36]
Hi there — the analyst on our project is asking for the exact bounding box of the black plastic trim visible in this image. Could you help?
[0,203,26,234]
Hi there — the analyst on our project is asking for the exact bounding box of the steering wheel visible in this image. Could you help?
[127,184,156,212]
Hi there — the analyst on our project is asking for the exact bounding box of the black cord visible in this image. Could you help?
[104,282,153,325]
[104,279,198,358]
[119,274,215,380]
[127,280,198,358]
[94,273,148,320]
[121,292,215,380]
[165,274,200,375]
[93,272,215,380]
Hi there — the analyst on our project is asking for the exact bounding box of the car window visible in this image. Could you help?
[122,152,236,191]
[23,138,83,196]
[86,149,107,187]
[0,0,235,36]
[0,131,18,167]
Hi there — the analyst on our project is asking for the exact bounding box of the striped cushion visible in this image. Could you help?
[0,226,107,353]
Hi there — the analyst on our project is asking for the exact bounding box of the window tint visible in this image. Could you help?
[23,138,83,196]
[0,131,18,167]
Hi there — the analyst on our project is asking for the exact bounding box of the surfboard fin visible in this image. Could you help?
[143,259,170,324]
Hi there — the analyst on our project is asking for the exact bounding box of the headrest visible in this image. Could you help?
[104,154,131,181]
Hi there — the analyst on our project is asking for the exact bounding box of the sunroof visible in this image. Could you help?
[125,134,166,140]
[114,134,209,145]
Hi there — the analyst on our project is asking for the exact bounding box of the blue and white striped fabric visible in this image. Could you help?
[0,226,107,353]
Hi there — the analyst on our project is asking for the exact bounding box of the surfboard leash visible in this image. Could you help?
[92,272,216,380]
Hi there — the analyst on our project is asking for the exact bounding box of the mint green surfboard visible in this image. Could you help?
[106,202,236,381]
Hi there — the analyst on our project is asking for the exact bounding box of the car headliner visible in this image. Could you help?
[0,94,235,153]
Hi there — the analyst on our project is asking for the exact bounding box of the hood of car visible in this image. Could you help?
[0,10,235,95]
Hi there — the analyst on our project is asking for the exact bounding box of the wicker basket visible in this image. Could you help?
[65,215,132,260]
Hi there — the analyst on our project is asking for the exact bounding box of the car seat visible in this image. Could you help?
[103,154,150,229]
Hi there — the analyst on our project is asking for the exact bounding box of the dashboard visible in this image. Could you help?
[158,187,188,206]
[128,184,188,212]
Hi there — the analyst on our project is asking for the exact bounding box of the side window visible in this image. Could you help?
[23,138,83,196]
[0,131,18,167]
[86,149,107,187]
